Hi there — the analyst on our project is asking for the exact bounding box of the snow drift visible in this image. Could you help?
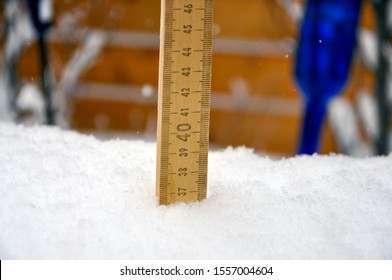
[0,122,391,259]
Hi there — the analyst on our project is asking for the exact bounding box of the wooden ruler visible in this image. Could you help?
[156,0,214,205]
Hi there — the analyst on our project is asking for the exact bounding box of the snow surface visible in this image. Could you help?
[0,122,392,259]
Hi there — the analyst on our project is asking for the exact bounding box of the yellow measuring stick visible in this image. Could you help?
[156,0,214,205]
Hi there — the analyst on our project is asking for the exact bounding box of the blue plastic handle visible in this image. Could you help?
[295,0,362,154]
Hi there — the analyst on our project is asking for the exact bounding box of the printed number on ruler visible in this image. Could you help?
[156,0,213,205]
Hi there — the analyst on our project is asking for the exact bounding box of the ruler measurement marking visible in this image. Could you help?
[157,0,213,205]
[197,0,213,201]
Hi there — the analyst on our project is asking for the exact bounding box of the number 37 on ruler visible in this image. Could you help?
[156,0,214,205]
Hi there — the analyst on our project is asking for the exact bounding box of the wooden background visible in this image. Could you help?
[13,0,377,155]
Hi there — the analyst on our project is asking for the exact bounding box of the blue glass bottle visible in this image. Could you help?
[295,0,363,154]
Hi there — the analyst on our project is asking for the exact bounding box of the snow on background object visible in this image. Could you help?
[4,1,35,61]
[0,122,392,259]
[0,75,12,122]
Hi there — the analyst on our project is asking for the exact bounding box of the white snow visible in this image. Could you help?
[5,1,35,61]
[388,0,392,32]
[328,97,372,156]
[277,0,303,23]
[38,0,53,23]
[141,84,156,98]
[57,31,106,96]
[358,29,378,71]
[357,90,379,142]
[0,122,392,259]
[16,83,45,125]
[55,31,107,128]
[0,75,13,123]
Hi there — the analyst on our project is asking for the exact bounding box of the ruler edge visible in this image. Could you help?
[197,0,214,201]
[156,0,171,204]
[156,0,214,205]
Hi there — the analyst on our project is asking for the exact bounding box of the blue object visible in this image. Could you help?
[26,0,53,34]
[295,0,362,154]
[26,0,55,124]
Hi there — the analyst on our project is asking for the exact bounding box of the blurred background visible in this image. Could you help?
[0,0,390,157]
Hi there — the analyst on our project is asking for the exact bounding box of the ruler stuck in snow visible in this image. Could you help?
[156,0,214,205]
